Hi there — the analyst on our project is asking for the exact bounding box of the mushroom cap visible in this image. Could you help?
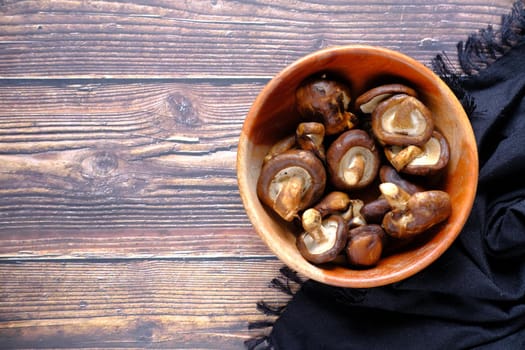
[361,198,391,224]
[295,76,354,135]
[313,191,351,218]
[371,94,434,146]
[382,190,452,239]
[346,224,386,267]
[296,214,347,264]
[326,129,380,190]
[385,130,450,176]
[257,149,326,221]
[355,84,418,114]
[379,165,425,194]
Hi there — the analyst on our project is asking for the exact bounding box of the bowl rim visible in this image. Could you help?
[237,44,478,288]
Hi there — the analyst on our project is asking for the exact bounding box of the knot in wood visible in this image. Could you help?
[81,151,119,179]
[134,320,160,344]
[313,37,329,50]
[167,92,200,127]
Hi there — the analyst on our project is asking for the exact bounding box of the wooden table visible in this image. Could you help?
[0,1,515,348]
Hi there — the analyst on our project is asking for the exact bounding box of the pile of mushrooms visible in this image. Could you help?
[256,75,452,269]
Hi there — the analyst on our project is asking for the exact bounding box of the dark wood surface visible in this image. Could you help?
[0,1,515,348]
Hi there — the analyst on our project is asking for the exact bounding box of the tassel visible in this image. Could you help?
[244,335,273,350]
[431,53,477,117]
[256,301,286,316]
[269,276,294,296]
[248,321,275,330]
[245,266,304,349]
[457,0,525,75]
[278,266,304,285]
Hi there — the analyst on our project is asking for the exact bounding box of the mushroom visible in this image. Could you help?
[263,134,297,164]
[296,208,347,264]
[384,130,450,176]
[313,191,351,218]
[326,129,380,191]
[360,198,391,224]
[379,165,425,194]
[346,224,386,267]
[257,149,326,222]
[355,84,418,114]
[371,94,434,146]
[295,76,357,135]
[380,184,452,239]
[296,122,326,162]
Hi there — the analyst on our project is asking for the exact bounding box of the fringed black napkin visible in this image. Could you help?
[247,1,525,349]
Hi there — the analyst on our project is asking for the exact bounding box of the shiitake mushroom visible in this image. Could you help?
[326,129,380,191]
[295,76,357,135]
[296,208,347,264]
[380,183,451,239]
[371,94,434,147]
[346,224,386,267]
[257,149,326,222]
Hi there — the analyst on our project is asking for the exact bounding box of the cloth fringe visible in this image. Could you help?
[431,53,477,117]
[432,0,525,118]
[457,0,525,76]
[245,1,525,349]
[244,266,304,350]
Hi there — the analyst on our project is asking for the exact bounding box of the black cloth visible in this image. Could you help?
[247,2,525,349]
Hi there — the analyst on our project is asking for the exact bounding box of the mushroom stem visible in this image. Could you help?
[341,199,365,227]
[343,154,365,186]
[296,122,326,161]
[390,145,423,171]
[273,176,305,221]
[302,208,325,242]
[379,182,411,211]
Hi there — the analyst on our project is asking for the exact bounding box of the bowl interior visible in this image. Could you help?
[237,45,478,288]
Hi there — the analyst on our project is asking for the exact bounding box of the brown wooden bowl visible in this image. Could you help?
[237,45,478,288]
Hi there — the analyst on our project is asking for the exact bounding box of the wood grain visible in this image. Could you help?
[0,228,274,260]
[0,81,260,232]
[0,0,514,79]
[0,259,293,349]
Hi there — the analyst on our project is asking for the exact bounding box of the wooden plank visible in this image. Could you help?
[0,259,295,349]
[0,0,514,79]
[0,227,274,260]
[0,81,261,234]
